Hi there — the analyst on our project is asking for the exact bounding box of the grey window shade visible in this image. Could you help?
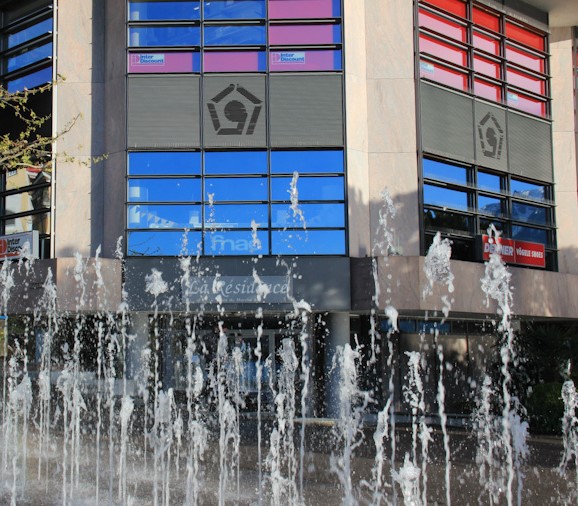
[474,101,508,172]
[270,75,343,147]
[420,83,475,163]
[203,76,266,148]
[128,75,200,148]
[507,111,553,183]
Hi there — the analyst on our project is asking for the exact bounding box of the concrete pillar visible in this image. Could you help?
[324,312,350,418]
[127,312,149,381]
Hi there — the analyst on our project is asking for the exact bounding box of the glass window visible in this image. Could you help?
[270,50,342,71]
[270,150,344,174]
[506,44,545,73]
[205,203,267,228]
[5,167,51,191]
[127,204,202,229]
[4,213,50,235]
[506,67,546,95]
[203,51,266,72]
[511,224,548,245]
[204,0,266,20]
[128,230,202,256]
[272,230,346,255]
[205,230,268,255]
[128,52,200,73]
[472,6,499,32]
[272,203,344,228]
[472,30,500,55]
[128,179,202,202]
[473,54,500,79]
[510,179,547,202]
[422,0,466,17]
[128,152,201,175]
[269,24,341,45]
[419,9,466,42]
[423,184,469,211]
[423,158,468,184]
[511,202,548,225]
[505,22,545,52]
[268,0,341,20]
[128,26,201,47]
[477,172,501,192]
[419,34,467,66]
[7,18,52,48]
[205,177,267,201]
[506,90,546,117]
[204,25,266,46]
[423,208,472,233]
[271,176,344,201]
[478,195,504,217]
[7,66,52,92]
[128,1,201,20]
[4,187,51,216]
[419,59,468,90]
[7,42,53,72]
[204,151,267,174]
[474,78,501,101]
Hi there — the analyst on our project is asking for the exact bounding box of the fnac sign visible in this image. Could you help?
[479,235,545,268]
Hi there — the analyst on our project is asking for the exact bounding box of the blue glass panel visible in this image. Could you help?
[205,178,267,201]
[128,230,202,256]
[423,184,469,211]
[272,203,344,228]
[272,230,345,255]
[205,204,268,228]
[127,204,202,229]
[205,230,268,255]
[511,202,548,225]
[204,0,265,19]
[423,159,468,185]
[8,43,52,72]
[128,152,201,175]
[7,66,52,93]
[270,150,344,174]
[129,26,201,47]
[128,179,202,202]
[205,151,267,174]
[478,172,502,192]
[511,179,547,202]
[271,176,344,201]
[478,196,504,217]
[511,225,548,246]
[129,1,200,20]
[204,25,266,46]
[8,18,52,48]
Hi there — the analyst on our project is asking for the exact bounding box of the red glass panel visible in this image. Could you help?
[474,54,501,79]
[507,67,546,95]
[473,30,500,55]
[505,22,545,52]
[473,7,500,32]
[420,59,468,90]
[475,78,501,102]
[506,44,545,73]
[419,33,467,66]
[507,91,546,116]
[421,0,466,18]
[419,9,466,42]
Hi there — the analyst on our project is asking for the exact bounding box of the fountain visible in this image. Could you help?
[0,190,577,506]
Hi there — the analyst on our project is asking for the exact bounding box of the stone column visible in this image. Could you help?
[127,312,149,382]
[324,312,350,418]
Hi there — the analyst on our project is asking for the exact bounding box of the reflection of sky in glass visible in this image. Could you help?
[478,172,502,192]
[205,178,267,201]
[8,18,52,48]
[128,231,202,256]
[423,159,467,184]
[129,152,201,175]
[204,0,265,19]
[272,230,345,255]
[511,179,546,202]
[512,225,548,245]
[512,202,547,225]
[129,1,200,20]
[272,203,344,228]
[478,196,503,217]
[127,204,202,229]
[205,204,267,228]
[271,150,343,174]
[271,176,344,201]
[8,43,52,72]
[205,151,267,174]
[128,179,201,202]
[204,25,266,45]
[205,230,268,255]
[7,66,52,92]
[129,26,201,47]
[423,184,469,211]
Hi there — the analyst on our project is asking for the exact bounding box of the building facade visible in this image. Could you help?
[1,0,578,416]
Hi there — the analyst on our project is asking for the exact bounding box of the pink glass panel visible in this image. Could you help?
[473,30,500,55]
[507,91,546,116]
[419,34,466,66]
[420,59,468,90]
[269,49,341,71]
[475,78,501,101]
[268,0,339,19]
[128,52,196,73]
[507,67,545,95]
[473,55,501,79]
[419,9,466,42]
[506,44,545,73]
[204,51,264,72]
[269,24,338,45]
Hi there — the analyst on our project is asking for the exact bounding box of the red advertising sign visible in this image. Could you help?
[480,235,545,268]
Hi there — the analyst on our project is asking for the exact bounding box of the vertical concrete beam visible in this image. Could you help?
[324,312,350,418]
[127,312,150,381]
